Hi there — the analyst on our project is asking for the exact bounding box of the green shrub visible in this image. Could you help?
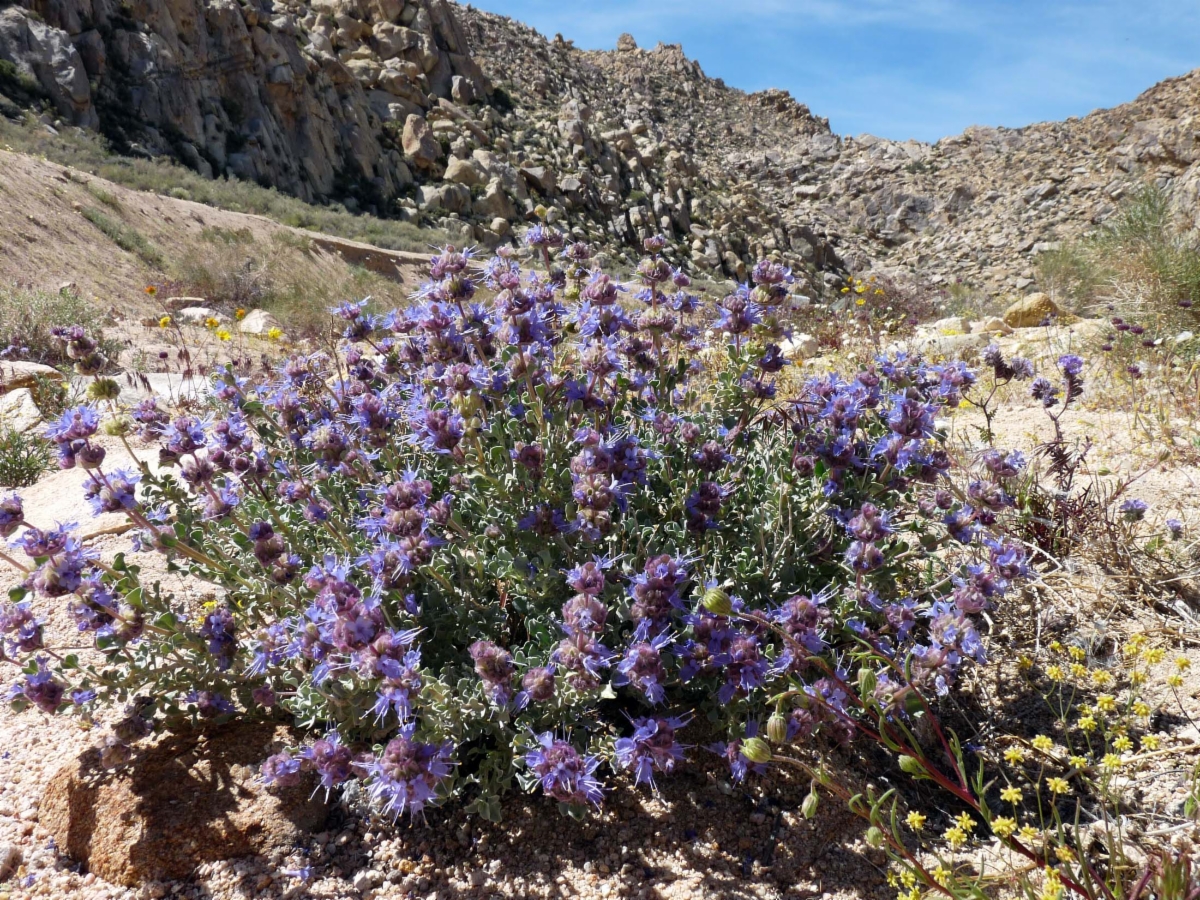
[0,427,51,488]
[0,286,118,366]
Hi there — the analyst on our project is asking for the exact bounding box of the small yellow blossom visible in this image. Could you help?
[943,825,968,848]
[856,298,865,306]
[1031,735,1054,752]
[1141,734,1160,751]
[992,816,1017,838]
[1069,663,1088,679]
[900,870,917,888]
[932,866,952,886]
[1113,735,1133,752]
[955,812,976,831]
[268,326,284,341]
[1042,866,1064,900]
[1130,670,1147,687]
[1004,746,1027,764]
[1049,640,1064,653]
[145,285,157,295]
[1068,645,1086,661]
[204,316,219,328]
[1046,665,1065,682]
[158,315,172,328]
[1091,670,1114,687]
[1046,777,1070,795]
[1101,753,1123,771]
[1078,715,1097,733]
[1168,673,1184,688]
[216,328,232,342]
[1176,655,1192,671]
[235,308,247,320]
[874,288,884,295]
[1019,825,1041,842]
[1096,694,1117,713]
[1132,701,1151,717]
[1068,755,1088,769]
[1000,786,1023,804]
[905,811,926,830]
[1054,845,1076,863]
[1018,654,1034,670]
[1144,648,1166,664]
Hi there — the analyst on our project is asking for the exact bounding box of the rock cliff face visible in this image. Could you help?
[0,0,1198,293]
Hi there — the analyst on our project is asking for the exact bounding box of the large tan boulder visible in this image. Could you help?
[1003,292,1061,328]
[401,113,443,169]
[42,722,328,887]
[0,360,63,394]
[0,388,42,432]
[443,156,483,186]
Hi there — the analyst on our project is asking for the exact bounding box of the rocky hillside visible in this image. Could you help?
[1,0,1197,294]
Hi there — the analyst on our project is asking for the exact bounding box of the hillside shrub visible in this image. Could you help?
[0,285,118,367]
[0,240,1029,824]
[0,427,51,487]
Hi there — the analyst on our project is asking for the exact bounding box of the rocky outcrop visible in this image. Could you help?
[42,722,328,887]
[2,0,1199,292]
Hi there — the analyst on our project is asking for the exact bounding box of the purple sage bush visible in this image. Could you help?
[0,235,1029,822]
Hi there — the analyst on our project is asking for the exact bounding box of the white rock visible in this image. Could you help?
[780,333,819,360]
[0,388,42,433]
[238,309,283,335]
[176,307,228,325]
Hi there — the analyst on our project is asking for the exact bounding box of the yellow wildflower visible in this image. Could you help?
[1019,825,1041,842]
[1018,654,1034,670]
[900,870,917,888]
[1055,845,1076,863]
[956,812,976,831]
[1068,645,1086,661]
[1069,663,1088,679]
[1096,694,1117,713]
[268,327,283,341]
[1046,665,1065,682]
[1141,734,1160,751]
[1101,753,1123,771]
[991,817,1017,838]
[1132,701,1151,717]
[1176,655,1192,671]
[1168,673,1184,688]
[1046,777,1070,795]
[932,866,952,886]
[1144,647,1166,664]
[216,328,232,342]
[1004,746,1027,764]
[204,316,219,328]
[1000,786,1022,804]
[235,308,247,320]
[1068,755,1088,769]
[1113,735,1132,752]
[1091,669,1113,687]
[158,315,171,328]
[1031,735,1054,752]
[874,288,884,295]
[1049,640,1064,653]
[905,811,926,830]
[1131,670,1147,687]
[1078,715,1097,733]
[944,825,968,848]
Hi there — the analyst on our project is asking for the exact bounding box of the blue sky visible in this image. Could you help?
[467,0,1200,142]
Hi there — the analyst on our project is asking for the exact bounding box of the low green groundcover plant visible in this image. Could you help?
[0,235,1032,824]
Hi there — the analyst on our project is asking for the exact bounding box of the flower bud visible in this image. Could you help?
[898,754,924,776]
[701,586,732,616]
[766,712,788,745]
[801,789,819,819]
[865,826,885,848]
[87,377,121,401]
[740,737,771,764]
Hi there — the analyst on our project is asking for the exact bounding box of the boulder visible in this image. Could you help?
[401,114,443,169]
[418,182,471,214]
[1003,292,1062,328]
[176,307,228,325]
[443,156,483,186]
[928,316,970,335]
[0,360,64,394]
[519,164,556,194]
[780,333,819,360]
[0,388,42,432]
[42,722,328,887]
[972,316,1013,335]
[238,309,283,336]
